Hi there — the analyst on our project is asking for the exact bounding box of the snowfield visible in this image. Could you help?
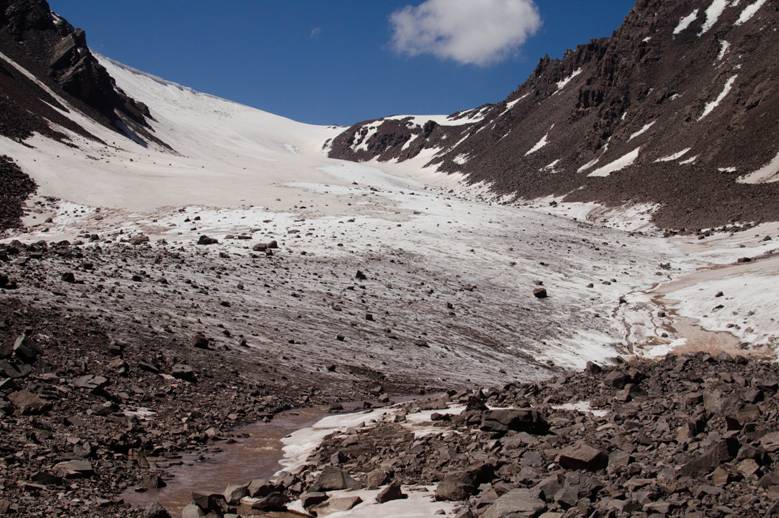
[1,54,777,392]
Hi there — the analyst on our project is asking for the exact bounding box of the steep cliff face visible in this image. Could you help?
[0,0,165,147]
[330,0,779,230]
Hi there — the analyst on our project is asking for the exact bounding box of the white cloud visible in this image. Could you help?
[389,0,541,66]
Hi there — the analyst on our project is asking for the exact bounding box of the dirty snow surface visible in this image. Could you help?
[2,55,778,399]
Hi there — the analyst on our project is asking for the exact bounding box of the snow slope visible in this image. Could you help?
[0,55,347,210]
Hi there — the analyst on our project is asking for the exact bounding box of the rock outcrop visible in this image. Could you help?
[330,0,779,230]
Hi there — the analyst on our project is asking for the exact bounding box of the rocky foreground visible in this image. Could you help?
[0,237,408,517]
[184,353,779,518]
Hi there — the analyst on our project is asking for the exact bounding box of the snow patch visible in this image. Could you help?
[287,486,455,517]
[577,157,600,173]
[401,133,419,152]
[352,122,380,152]
[698,75,738,121]
[738,151,779,184]
[499,94,529,117]
[525,125,553,156]
[655,148,692,162]
[552,401,609,418]
[453,153,470,166]
[279,408,394,473]
[736,0,770,25]
[674,10,700,35]
[717,40,731,61]
[588,148,641,177]
[679,155,699,165]
[555,68,582,92]
[386,112,485,128]
[700,0,730,34]
[540,159,561,173]
[718,167,737,173]
[628,120,656,142]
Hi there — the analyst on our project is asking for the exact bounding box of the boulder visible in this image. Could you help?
[197,235,218,245]
[310,467,361,491]
[171,364,197,382]
[557,443,608,471]
[483,488,546,518]
[8,390,50,415]
[366,469,391,489]
[436,465,494,501]
[679,438,740,477]
[53,460,94,478]
[73,374,108,390]
[12,334,38,363]
[224,483,249,505]
[300,491,328,508]
[376,481,407,503]
[191,493,227,514]
[192,333,211,349]
[249,492,287,511]
[760,432,779,453]
[248,478,277,498]
[481,409,550,436]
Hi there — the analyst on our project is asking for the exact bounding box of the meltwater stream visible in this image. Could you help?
[121,406,328,515]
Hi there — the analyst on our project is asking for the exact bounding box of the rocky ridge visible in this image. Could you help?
[0,0,165,147]
[329,0,779,231]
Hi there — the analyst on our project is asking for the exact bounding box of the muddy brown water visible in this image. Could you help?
[121,406,328,515]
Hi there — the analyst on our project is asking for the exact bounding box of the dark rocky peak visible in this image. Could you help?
[0,0,167,148]
[330,0,779,231]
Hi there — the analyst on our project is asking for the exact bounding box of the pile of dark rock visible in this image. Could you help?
[0,156,36,232]
[278,353,779,517]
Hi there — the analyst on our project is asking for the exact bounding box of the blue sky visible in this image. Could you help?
[48,0,635,126]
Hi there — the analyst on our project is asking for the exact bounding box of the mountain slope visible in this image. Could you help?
[329,0,779,231]
[0,0,162,146]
